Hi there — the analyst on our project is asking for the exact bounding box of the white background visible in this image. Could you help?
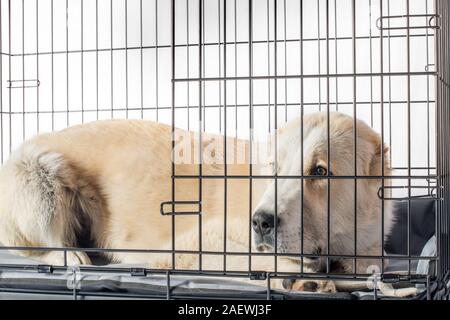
[0,0,438,198]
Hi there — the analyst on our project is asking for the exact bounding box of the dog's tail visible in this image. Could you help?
[0,143,98,254]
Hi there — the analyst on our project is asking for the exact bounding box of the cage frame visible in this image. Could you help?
[0,0,448,300]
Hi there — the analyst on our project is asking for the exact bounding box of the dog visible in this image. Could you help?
[0,112,398,294]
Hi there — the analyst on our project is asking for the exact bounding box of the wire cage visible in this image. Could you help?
[0,0,449,300]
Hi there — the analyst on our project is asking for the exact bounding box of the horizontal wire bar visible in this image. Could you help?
[0,264,434,283]
[173,71,437,82]
[0,246,437,261]
[172,174,438,180]
[0,99,438,116]
[7,32,436,57]
[0,287,289,300]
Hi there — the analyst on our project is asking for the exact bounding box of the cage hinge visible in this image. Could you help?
[160,201,201,216]
[37,265,54,274]
[130,268,147,277]
[250,272,267,281]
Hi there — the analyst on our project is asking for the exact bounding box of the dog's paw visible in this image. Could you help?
[283,278,337,293]
[42,251,91,266]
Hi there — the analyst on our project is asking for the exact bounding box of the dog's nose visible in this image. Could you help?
[252,210,275,235]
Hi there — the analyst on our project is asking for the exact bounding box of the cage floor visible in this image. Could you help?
[0,249,428,300]
[0,199,437,300]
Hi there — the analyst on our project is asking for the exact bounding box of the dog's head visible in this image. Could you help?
[251,112,390,271]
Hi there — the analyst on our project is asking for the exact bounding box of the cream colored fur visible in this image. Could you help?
[0,112,413,295]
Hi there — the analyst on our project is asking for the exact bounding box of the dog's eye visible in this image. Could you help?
[311,165,328,176]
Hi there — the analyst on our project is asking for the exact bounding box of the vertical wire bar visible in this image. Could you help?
[218,0,222,133]
[436,0,441,277]
[8,0,11,154]
[440,2,449,274]
[317,0,322,112]
[125,0,128,119]
[155,0,159,121]
[369,0,374,127]
[110,0,113,119]
[442,0,446,277]
[447,0,449,276]
[273,0,278,273]
[406,0,412,275]
[198,0,203,271]
[166,271,171,300]
[202,0,205,132]
[0,0,3,163]
[234,0,237,140]
[380,0,385,275]
[140,0,143,119]
[72,267,77,300]
[442,0,449,277]
[81,0,84,124]
[36,0,39,133]
[439,2,448,274]
[442,0,444,276]
[325,0,331,274]
[22,0,24,141]
[436,0,447,277]
[283,0,287,123]
[266,0,270,132]
[66,0,69,126]
[438,0,441,277]
[171,0,176,270]
[95,0,99,120]
[388,0,392,166]
[334,0,338,112]
[223,0,228,273]
[443,0,448,277]
[352,0,357,273]
[440,0,444,276]
[51,0,54,131]
[443,0,447,277]
[425,0,431,195]
[299,0,304,275]
[266,274,271,300]
[427,1,441,278]
[186,0,190,130]
[248,0,254,273]
[434,0,440,278]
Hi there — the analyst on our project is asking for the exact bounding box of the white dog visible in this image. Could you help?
[0,112,413,295]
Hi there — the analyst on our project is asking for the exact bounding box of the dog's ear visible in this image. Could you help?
[369,139,390,176]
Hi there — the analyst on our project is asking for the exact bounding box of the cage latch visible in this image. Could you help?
[160,201,201,216]
[7,79,40,89]
[376,14,439,31]
[250,272,267,281]
[377,185,440,201]
[130,268,147,277]
[37,265,53,274]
